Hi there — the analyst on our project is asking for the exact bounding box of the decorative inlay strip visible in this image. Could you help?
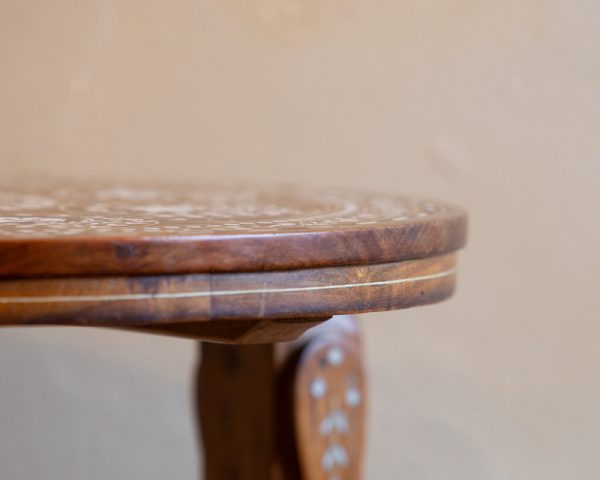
[0,268,455,304]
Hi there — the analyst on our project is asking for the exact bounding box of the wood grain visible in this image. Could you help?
[294,316,365,479]
[197,316,365,479]
[137,318,330,344]
[0,180,466,342]
[0,181,467,277]
[198,343,280,479]
[0,180,467,478]
[0,254,456,342]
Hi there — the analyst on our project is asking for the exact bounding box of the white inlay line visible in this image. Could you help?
[0,269,455,304]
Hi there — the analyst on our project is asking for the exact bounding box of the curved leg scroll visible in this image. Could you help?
[293,316,366,479]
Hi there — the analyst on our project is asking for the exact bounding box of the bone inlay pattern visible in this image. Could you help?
[0,182,446,238]
[295,329,366,480]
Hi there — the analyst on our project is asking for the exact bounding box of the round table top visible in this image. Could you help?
[0,180,467,340]
[0,181,466,278]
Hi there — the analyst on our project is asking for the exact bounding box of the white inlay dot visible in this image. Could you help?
[326,347,345,366]
[310,377,328,399]
[320,409,349,436]
[322,444,349,471]
[346,387,362,407]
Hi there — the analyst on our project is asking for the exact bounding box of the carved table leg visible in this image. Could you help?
[196,316,366,480]
[197,343,280,479]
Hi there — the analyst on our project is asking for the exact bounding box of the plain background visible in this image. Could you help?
[1,0,599,478]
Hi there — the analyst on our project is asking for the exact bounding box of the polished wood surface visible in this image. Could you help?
[0,180,467,277]
[1,180,467,478]
[197,316,365,480]
[294,317,365,480]
[198,343,280,479]
[0,181,466,343]
[0,254,455,332]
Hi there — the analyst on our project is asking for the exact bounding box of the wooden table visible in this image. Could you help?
[0,180,467,479]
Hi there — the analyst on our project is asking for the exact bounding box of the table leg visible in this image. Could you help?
[196,316,366,480]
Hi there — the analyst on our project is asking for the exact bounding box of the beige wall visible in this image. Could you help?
[1,0,600,478]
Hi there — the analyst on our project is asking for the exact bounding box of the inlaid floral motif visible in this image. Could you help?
[0,182,446,238]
